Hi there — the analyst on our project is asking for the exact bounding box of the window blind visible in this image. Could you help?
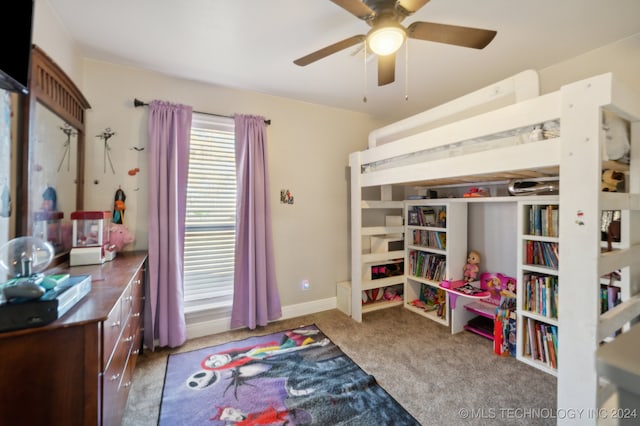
[183,113,236,314]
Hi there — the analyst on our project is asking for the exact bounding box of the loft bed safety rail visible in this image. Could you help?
[360,93,560,171]
[353,73,639,189]
[368,69,540,148]
[354,93,562,188]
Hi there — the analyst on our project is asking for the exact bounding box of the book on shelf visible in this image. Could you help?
[421,207,436,226]
[493,304,516,357]
[408,210,420,226]
[447,282,488,296]
[600,284,621,313]
[437,232,446,249]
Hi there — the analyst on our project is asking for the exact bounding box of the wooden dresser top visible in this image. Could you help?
[0,251,147,339]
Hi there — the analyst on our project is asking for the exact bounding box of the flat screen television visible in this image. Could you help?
[0,1,34,94]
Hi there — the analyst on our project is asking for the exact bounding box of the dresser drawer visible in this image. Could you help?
[119,281,133,327]
[103,319,134,425]
[102,299,123,367]
[131,276,144,327]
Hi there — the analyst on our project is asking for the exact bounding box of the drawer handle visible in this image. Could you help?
[124,336,133,342]
[111,320,121,328]
[125,295,133,302]
[133,349,139,355]
[122,381,132,388]
[132,312,141,318]
[135,279,142,285]
[110,373,121,381]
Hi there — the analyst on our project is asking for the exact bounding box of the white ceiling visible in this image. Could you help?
[49,0,640,121]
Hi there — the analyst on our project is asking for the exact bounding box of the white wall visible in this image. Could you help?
[33,0,82,83]
[539,33,640,94]
[80,59,380,309]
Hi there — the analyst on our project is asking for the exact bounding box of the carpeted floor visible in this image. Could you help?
[123,306,557,425]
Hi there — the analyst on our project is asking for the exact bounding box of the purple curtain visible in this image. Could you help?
[144,100,192,349]
[231,114,282,329]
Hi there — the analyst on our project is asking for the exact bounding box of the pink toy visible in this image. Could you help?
[108,223,135,252]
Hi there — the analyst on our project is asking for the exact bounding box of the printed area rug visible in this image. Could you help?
[158,324,419,425]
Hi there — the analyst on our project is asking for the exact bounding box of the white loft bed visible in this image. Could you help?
[349,70,640,424]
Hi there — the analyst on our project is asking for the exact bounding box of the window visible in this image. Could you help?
[183,113,236,315]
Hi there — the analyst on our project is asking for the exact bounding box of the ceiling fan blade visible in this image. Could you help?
[378,52,396,86]
[397,0,430,15]
[330,0,375,20]
[293,35,366,66]
[407,21,497,49]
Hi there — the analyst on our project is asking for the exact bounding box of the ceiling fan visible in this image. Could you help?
[293,0,497,86]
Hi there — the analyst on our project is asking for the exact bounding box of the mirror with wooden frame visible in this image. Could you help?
[16,45,90,261]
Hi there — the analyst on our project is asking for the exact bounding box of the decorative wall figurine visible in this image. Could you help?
[97,127,116,174]
[280,189,294,204]
[113,187,126,224]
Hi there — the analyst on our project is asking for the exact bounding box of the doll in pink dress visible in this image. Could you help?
[463,250,480,282]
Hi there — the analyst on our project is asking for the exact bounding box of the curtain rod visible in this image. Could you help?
[133,98,271,125]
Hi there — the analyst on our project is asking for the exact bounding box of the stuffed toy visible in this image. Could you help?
[108,223,135,251]
[463,250,481,283]
[601,169,625,192]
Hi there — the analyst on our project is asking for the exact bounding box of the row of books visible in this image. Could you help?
[411,230,446,250]
[522,273,558,319]
[522,318,558,369]
[408,250,446,282]
[526,204,559,237]
[524,240,559,269]
[407,206,446,228]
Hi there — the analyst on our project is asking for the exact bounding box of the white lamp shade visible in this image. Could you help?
[368,26,405,56]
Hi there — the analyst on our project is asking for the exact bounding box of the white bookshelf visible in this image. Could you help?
[404,201,467,327]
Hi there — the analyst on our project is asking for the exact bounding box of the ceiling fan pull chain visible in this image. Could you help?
[363,42,367,103]
[404,41,409,101]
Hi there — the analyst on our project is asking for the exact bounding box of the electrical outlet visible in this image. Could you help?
[301,279,310,291]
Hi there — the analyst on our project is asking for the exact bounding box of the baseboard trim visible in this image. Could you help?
[186,297,337,339]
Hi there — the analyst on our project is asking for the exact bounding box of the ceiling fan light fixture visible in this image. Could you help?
[367,25,405,56]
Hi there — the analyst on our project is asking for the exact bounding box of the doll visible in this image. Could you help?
[463,250,480,283]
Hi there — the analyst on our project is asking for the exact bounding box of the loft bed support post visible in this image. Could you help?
[628,120,640,301]
[558,75,609,423]
[349,151,363,322]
